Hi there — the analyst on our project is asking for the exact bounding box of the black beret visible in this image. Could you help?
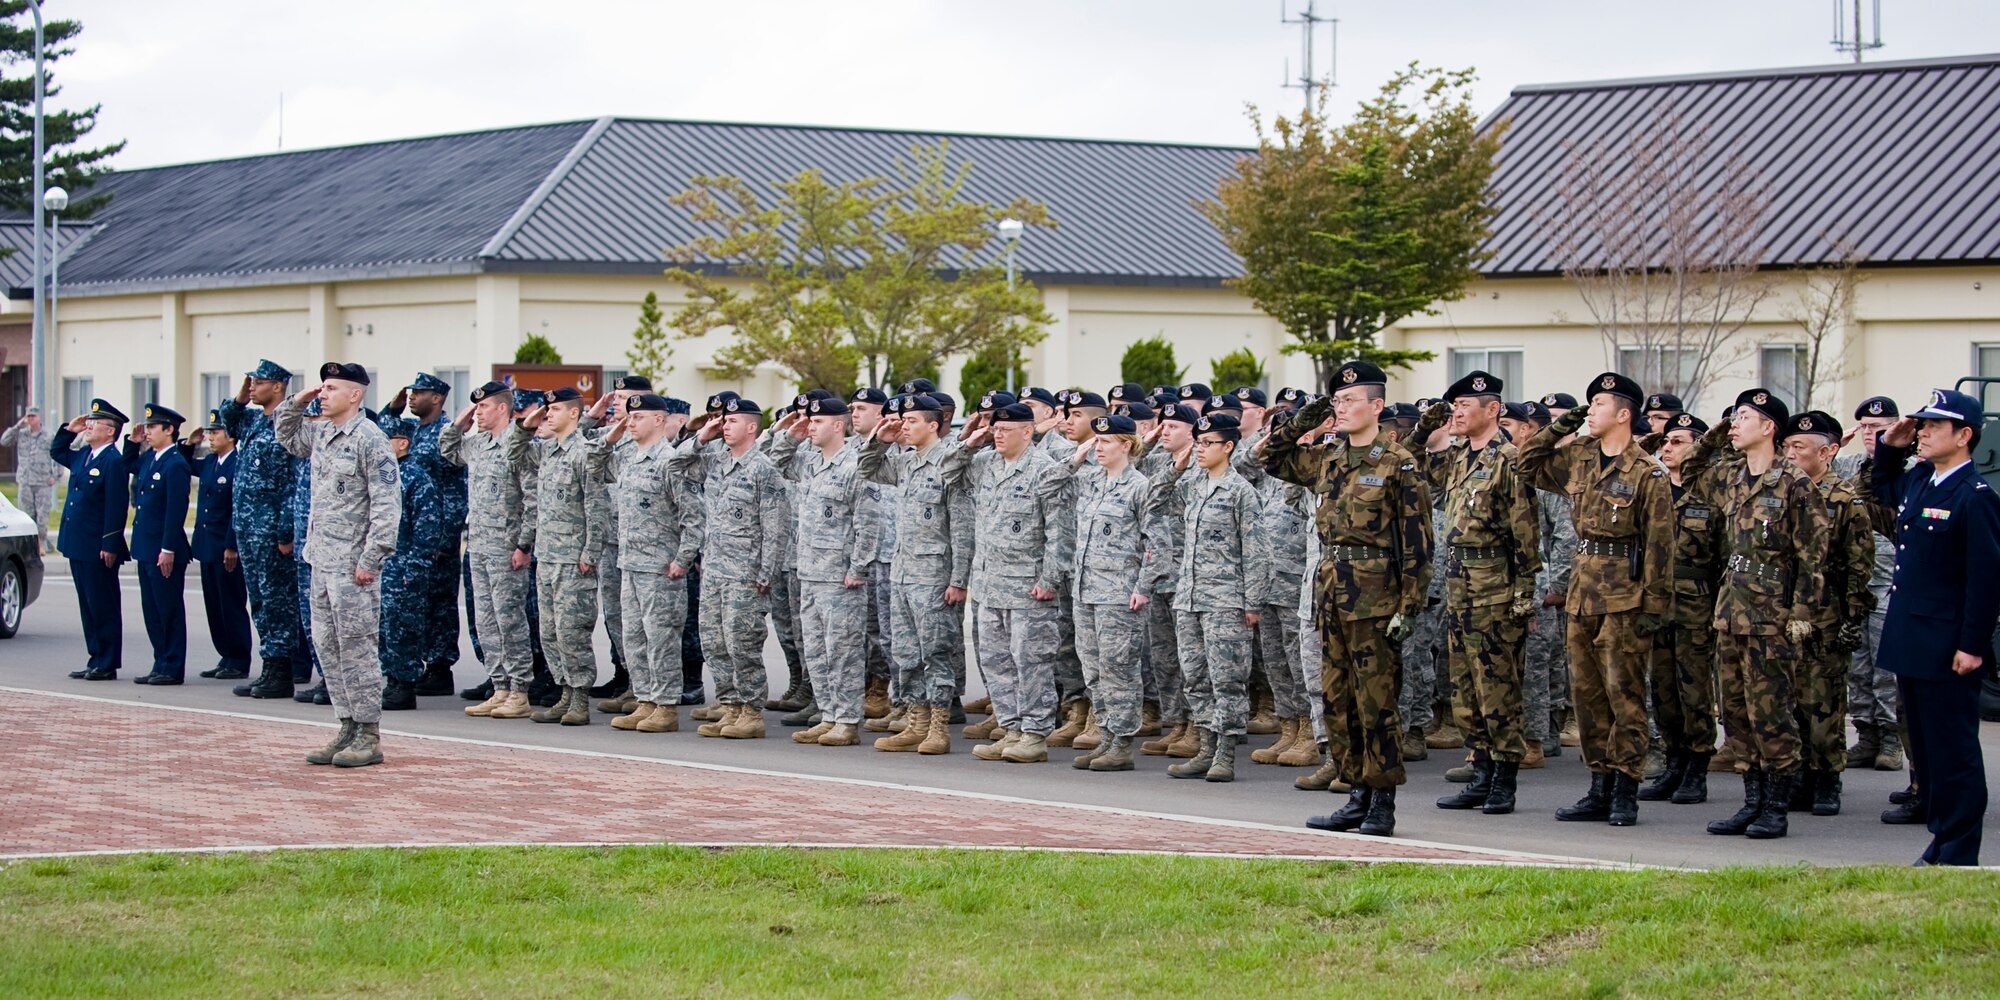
[1782,410,1840,442]
[850,387,889,406]
[1667,411,1708,435]
[1734,387,1790,426]
[1586,372,1645,407]
[1443,369,1503,402]
[1234,386,1268,407]
[613,374,652,392]
[319,361,369,385]
[1177,383,1213,401]
[1332,361,1386,390]
[1644,392,1685,412]
[1854,396,1898,420]
[543,387,584,405]
[805,397,848,416]
[468,381,509,403]
[1159,402,1202,425]
[626,393,670,413]
[991,402,1035,424]
[1091,414,1138,436]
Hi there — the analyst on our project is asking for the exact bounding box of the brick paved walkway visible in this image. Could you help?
[0,690,1607,866]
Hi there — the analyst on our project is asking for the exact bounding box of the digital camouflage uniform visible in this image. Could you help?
[773,433,882,726]
[859,435,974,708]
[1517,421,1674,782]
[405,413,465,672]
[217,398,300,671]
[1526,489,1577,745]
[1266,405,1434,790]
[1651,469,1722,755]
[509,422,610,690]
[672,435,785,708]
[1071,462,1167,739]
[380,452,448,683]
[274,400,401,724]
[1801,473,1875,773]
[958,441,1072,736]
[1,423,56,548]
[1413,435,1542,763]
[439,420,533,690]
[591,434,703,708]
[1167,467,1273,738]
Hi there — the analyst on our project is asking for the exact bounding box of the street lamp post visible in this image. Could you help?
[998,217,1023,394]
[26,1,46,415]
[44,186,65,353]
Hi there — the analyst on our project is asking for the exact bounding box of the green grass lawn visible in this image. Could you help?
[2,847,1995,999]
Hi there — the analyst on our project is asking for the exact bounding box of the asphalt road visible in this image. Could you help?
[8,569,1996,869]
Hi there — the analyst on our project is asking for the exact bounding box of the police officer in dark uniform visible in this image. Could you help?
[1866,388,2000,866]
[190,409,253,680]
[53,399,132,680]
[129,404,194,685]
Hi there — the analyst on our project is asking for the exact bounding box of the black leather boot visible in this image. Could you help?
[1482,761,1520,815]
[1437,756,1494,810]
[1672,754,1711,803]
[1307,787,1372,831]
[1812,771,1843,816]
[1746,769,1793,839]
[381,678,417,711]
[1707,769,1765,835]
[1638,751,1685,801]
[1608,772,1639,826]
[1357,787,1397,837]
[1555,772,1613,822]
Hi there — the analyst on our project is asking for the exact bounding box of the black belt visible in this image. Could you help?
[1326,544,1390,562]
[1448,544,1506,561]
[1577,538,1632,557]
[1726,553,1792,587]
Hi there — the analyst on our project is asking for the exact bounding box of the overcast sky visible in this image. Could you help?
[49,0,2000,168]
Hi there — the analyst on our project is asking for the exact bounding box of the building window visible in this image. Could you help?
[1616,346,1701,409]
[62,377,93,419]
[1759,345,1807,410]
[1448,348,1522,393]
[130,375,160,414]
[200,372,232,418]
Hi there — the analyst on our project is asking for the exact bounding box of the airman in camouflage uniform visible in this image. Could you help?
[1634,412,1722,805]
[508,387,611,726]
[1517,372,1673,829]
[2,409,56,551]
[219,361,303,698]
[440,381,535,719]
[1682,389,1829,840]
[1066,414,1167,772]
[275,364,402,768]
[1268,361,1433,838]
[376,418,448,709]
[1411,372,1542,815]
[590,392,703,734]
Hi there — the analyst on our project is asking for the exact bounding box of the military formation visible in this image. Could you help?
[21,354,1985,858]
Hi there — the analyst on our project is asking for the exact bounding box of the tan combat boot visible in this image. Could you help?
[963,716,999,740]
[972,730,1019,760]
[1047,701,1089,748]
[1072,708,1105,751]
[1296,757,1340,791]
[863,675,890,719]
[1164,723,1202,758]
[794,721,834,744]
[488,691,533,719]
[818,722,861,746]
[875,705,931,751]
[1278,732,1323,767]
[1251,718,1298,765]
[1136,700,1162,737]
[611,700,655,731]
[697,704,739,737]
[720,705,766,739]
[636,704,679,733]
[1142,721,1186,756]
[962,695,992,716]
[1001,732,1049,763]
[464,688,508,717]
[918,707,952,755]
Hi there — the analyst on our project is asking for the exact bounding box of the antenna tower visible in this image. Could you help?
[1280,1,1336,112]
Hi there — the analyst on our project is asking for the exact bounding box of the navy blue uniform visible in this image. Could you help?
[52,428,130,675]
[192,448,253,672]
[130,444,193,680]
[1870,440,2000,866]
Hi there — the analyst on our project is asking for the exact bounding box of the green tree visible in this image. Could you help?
[1201,64,1503,387]
[0,2,124,218]
[1209,347,1265,392]
[625,291,675,382]
[515,333,563,364]
[1120,335,1184,388]
[959,343,1025,403]
[663,140,1054,391]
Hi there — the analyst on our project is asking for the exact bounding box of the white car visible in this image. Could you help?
[0,491,44,638]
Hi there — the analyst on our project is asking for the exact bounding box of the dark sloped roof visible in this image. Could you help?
[1481,53,2000,275]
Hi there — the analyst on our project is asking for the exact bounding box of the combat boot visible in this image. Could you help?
[875,706,931,751]
[1278,732,1323,768]
[1090,736,1136,772]
[1437,755,1494,810]
[1874,729,1905,771]
[1142,721,1185,756]
[817,723,861,747]
[963,716,999,740]
[973,730,1019,761]
[1307,787,1371,831]
[1252,718,1298,765]
[863,675,890,719]
[1555,772,1613,822]
[1812,771,1842,816]
[1001,733,1049,763]
[1072,709,1105,751]
[464,687,508,717]
[794,721,834,744]
[331,723,383,768]
[1426,724,1465,750]
[414,663,455,697]
[720,705,766,739]
[1673,754,1711,803]
[488,691,534,719]
[1048,700,1090,748]
[560,688,592,725]
[636,704,679,733]
[1520,743,1545,769]
[1356,787,1397,837]
[1166,729,1217,778]
[697,704,740,737]
[1707,770,1766,835]
[1638,750,1686,801]
[1296,755,1340,791]
[1483,761,1520,815]
[240,659,294,700]
[587,662,631,700]
[1845,723,1880,769]
[1137,701,1162,737]
[305,719,358,765]
[1745,770,1793,839]
[1558,711,1581,748]
[963,695,992,716]
[460,678,494,702]
[531,686,575,724]
[1164,723,1203,759]
[780,702,818,727]
[918,708,952,755]
[1608,773,1639,826]
[1399,727,1429,762]
[690,702,726,722]
[381,678,417,712]
[1205,736,1237,782]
